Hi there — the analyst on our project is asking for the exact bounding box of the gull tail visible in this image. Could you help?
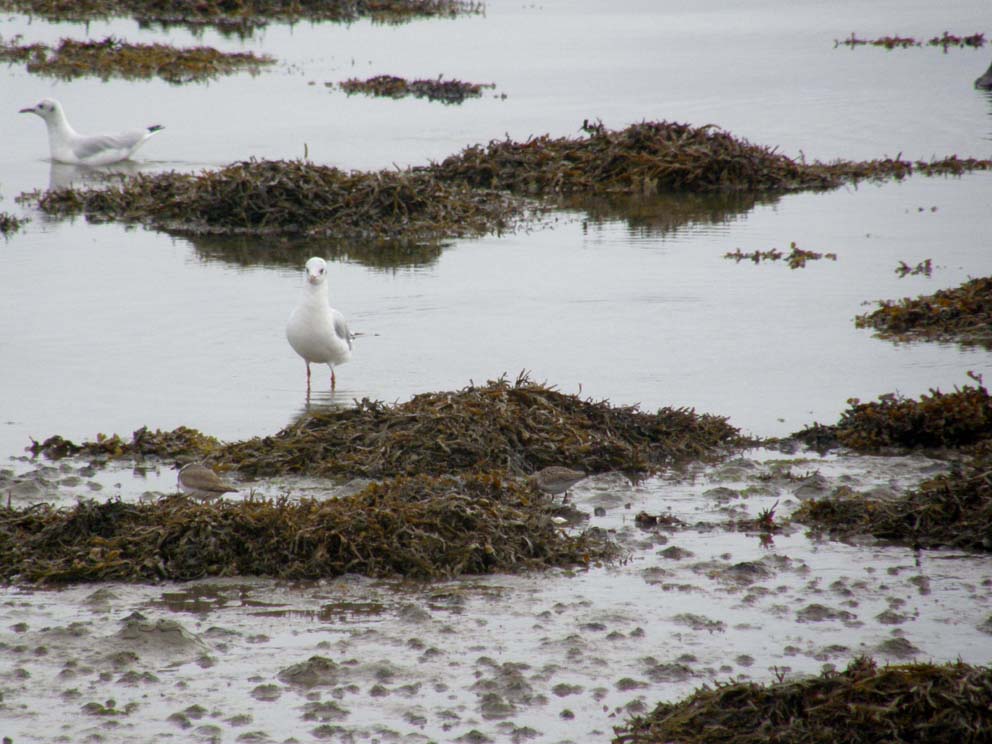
[147,124,165,133]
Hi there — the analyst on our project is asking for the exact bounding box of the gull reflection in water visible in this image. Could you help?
[47,159,147,190]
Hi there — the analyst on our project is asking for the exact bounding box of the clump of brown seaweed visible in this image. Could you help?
[29,158,529,241]
[21,121,992,237]
[723,242,837,269]
[0,0,481,34]
[30,375,743,479]
[836,32,987,50]
[793,443,992,552]
[30,425,223,461]
[895,258,933,277]
[431,121,992,196]
[855,276,992,349]
[0,35,273,83]
[0,471,614,583]
[0,210,27,236]
[338,74,493,104]
[613,656,992,744]
[794,383,992,453]
[431,120,842,195]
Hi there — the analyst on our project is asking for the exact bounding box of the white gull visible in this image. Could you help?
[286,256,353,390]
[19,98,163,166]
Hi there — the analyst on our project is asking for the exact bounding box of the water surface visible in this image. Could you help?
[1,1,991,741]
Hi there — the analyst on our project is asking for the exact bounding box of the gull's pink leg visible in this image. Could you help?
[306,362,312,392]
[330,367,337,390]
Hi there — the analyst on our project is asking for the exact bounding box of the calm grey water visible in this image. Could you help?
[1,1,992,741]
[1,0,990,459]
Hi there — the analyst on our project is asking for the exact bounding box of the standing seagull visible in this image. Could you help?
[286,256,353,391]
[19,98,163,166]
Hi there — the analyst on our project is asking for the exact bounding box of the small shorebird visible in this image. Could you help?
[19,98,163,166]
[178,463,237,500]
[286,256,353,391]
[529,466,587,499]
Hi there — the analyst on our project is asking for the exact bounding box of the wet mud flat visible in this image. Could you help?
[3,438,991,742]
[4,380,992,741]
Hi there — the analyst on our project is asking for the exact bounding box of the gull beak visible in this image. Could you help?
[18,106,35,114]
[307,273,319,284]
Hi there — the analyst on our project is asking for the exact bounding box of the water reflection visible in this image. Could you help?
[186,233,444,272]
[48,160,154,190]
[566,191,776,240]
[300,386,359,416]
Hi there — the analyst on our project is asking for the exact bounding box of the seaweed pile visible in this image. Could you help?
[793,384,992,452]
[793,443,992,552]
[789,384,992,552]
[30,425,222,461]
[836,31,987,50]
[895,258,933,277]
[339,74,492,104]
[856,276,992,349]
[0,472,613,583]
[31,159,527,240]
[723,242,837,269]
[0,0,481,33]
[0,211,27,236]
[31,376,742,479]
[431,121,992,197]
[614,657,992,744]
[22,121,992,237]
[0,35,273,83]
[430,120,842,195]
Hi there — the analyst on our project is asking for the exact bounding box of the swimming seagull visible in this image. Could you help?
[286,256,353,391]
[178,463,237,500]
[19,98,164,166]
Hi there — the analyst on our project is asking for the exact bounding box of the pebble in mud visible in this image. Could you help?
[455,730,493,744]
[251,684,281,701]
[672,613,726,633]
[659,545,694,560]
[877,636,921,658]
[277,656,340,687]
[615,677,648,691]
[642,658,694,683]
[876,609,909,625]
[301,700,349,722]
[795,603,858,624]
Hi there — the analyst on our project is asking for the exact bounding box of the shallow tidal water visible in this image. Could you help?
[1,1,992,741]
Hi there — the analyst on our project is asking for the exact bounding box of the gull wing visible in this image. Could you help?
[71,129,152,162]
[332,311,353,351]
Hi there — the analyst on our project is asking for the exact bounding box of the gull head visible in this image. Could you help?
[18,98,63,121]
[304,256,328,286]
